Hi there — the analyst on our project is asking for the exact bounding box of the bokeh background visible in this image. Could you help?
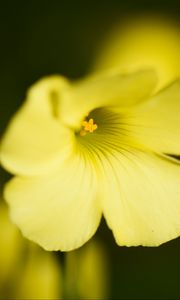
[1,0,180,299]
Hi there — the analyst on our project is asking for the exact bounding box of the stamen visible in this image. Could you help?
[80,118,98,136]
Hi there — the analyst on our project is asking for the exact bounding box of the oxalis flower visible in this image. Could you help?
[1,69,180,251]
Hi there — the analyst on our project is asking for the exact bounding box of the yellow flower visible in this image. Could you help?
[94,15,180,91]
[64,240,109,299]
[15,243,62,300]
[0,201,23,289]
[1,69,180,251]
[0,201,61,299]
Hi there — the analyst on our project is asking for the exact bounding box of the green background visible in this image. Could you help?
[1,1,180,299]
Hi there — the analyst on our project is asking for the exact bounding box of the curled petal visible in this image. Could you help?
[0,76,75,176]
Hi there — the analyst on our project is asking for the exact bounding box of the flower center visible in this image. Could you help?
[80,118,98,136]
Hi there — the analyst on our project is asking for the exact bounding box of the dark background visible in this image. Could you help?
[1,1,180,299]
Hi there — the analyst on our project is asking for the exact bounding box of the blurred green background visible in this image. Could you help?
[1,0,180,299]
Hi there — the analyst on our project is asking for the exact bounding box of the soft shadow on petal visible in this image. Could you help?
[99,149,180,246]
[4,154,101,251]
[0,76,75,176]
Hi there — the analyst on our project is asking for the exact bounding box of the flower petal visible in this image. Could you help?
[0,202,23,283]
[15,245,61,299]
[61,70,157,128]
[0,76,75,176]
[125,81,180,155]
[4,155,101,251]
[93,16,180,91]
[100,149,180,246]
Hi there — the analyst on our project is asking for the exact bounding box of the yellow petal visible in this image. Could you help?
[0,202,23,285]
[0,76,75,176]
[61,70,157,128]
[64,240,109,299]
[99,150,180,246]
[125,81,180,155]
[5,155,101,251]
[77,241,109,300]
[15,244,61,299]
[94,16,180,91]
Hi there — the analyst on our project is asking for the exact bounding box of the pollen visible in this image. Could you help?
[80,118,98,136]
